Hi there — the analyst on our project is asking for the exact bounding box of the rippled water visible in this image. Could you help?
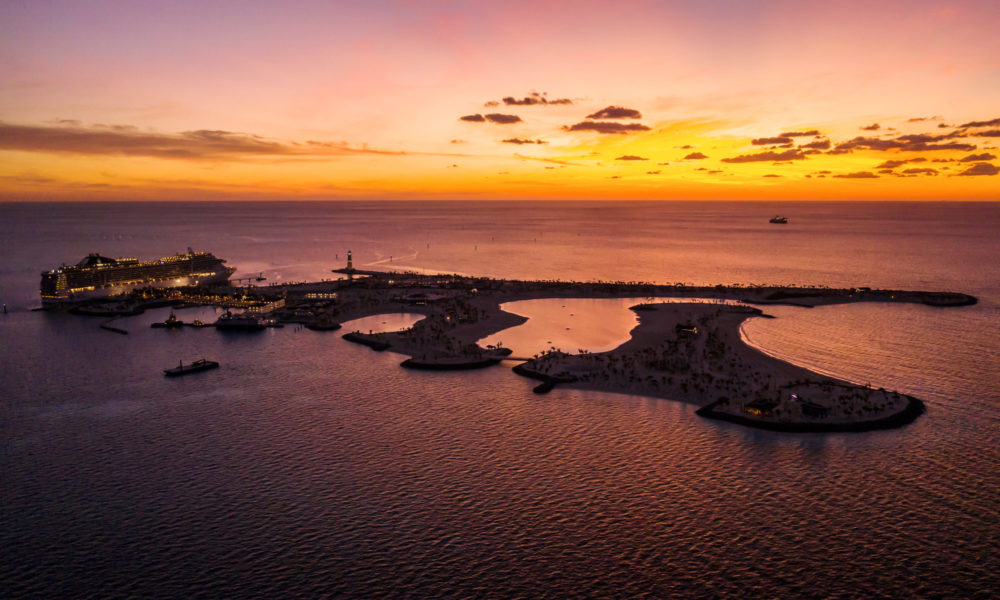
[1,201,998,598]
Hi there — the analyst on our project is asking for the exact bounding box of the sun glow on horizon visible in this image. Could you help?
[1,1,998,201]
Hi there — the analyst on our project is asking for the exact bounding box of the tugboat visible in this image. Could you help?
[769,215,789,224]
[214,310,266,331]
[151,313,184,328]
[164,358,219,376]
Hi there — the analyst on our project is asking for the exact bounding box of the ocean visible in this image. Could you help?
[1,201,998,599]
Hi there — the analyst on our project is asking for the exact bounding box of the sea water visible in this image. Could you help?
[1,201,998,598]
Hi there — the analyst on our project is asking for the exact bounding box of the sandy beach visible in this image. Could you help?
[100,270,971,431]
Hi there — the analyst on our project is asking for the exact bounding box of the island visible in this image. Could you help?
[62,263,976,433]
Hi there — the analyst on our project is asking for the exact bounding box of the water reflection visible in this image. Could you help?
[341,312,425,334]
[479,297,652,356]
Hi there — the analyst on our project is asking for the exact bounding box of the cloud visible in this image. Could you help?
[684,152,708,159]
[450,139,465,144]
[875,157,927,169]
[0,120,463,162]
[460,114,486,122]
[501,92,573,106]
[861,123,881,131]
[762,174,782,177]
[780,130,820,137]
[585,106,642,119]
[502,138,547,145]
[834,171,879,178]
[974,129,1000,137]
[960,152,996,162]
[907,117,940,122]
[0,121,289,159]
[563,121,650,134]
[832,134,976,153]
[752,136,793,145]
[901,168,938,175]
[958,117,1000,128]
[646,171,661,175]
[484,113,522,124]
[721,148,807,163]
[957,162,1000,176]
[513,154,581,167]
[800,138,831,150]
[616,155,648,161]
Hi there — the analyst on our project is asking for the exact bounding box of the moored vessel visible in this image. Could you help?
[151,313,184,328]
[41,248,234,305]
[214,311,267,331]
[164,359,219,376]
[769,215,788,224]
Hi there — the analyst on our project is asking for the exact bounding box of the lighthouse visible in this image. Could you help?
[346,250,353,270]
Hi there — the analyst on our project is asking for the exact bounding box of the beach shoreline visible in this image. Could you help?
[72,268,976,432]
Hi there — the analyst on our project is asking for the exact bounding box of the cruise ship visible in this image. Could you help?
[40,248,235,305]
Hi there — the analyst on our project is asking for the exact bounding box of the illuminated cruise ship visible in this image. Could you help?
[40,248,235,304]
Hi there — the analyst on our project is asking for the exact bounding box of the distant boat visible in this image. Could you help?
[190,319,209,327]
[769,215,789,224]
[163,358,219,376]
[214,311,266,331]
[151,313,184,328]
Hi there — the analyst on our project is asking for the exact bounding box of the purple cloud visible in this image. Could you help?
[721,148,807,163]
[501,92,573,106]
[959,117,1000,128]
[563,121,650,134]
[958,162,1000,176]
[834,171,879,178]
[484,113,522,124]
[502,138,547,145]
[959,152,996,162]
[800,138,831,150]
[585,106,642,119]
[752,136,793,145]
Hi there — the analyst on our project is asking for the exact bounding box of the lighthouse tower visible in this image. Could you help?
[346,250,353,270]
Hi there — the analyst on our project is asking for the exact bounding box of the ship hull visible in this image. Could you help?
[41,251,234,305]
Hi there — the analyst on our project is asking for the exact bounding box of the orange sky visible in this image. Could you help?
[1,1,998,201]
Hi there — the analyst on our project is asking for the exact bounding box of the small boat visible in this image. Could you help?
[151,313,184,328]
[769,215,788,224]
[214,311,266,331]
[190,319,209,327]
[164,359,219,376]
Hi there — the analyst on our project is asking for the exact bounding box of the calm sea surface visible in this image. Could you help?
[2,201,998,599]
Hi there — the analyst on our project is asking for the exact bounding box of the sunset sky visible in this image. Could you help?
[2,0,999,201]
